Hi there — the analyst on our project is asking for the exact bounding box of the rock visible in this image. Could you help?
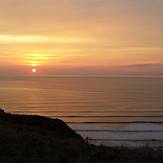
[0,108,4,114]
[0,110,83,141]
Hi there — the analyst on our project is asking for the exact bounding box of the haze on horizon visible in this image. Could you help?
[0,0,163,76]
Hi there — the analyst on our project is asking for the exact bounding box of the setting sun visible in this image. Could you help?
[0,0,163,161]
[32,68,37,73]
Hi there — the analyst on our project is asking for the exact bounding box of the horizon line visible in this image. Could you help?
[0,75,163,79]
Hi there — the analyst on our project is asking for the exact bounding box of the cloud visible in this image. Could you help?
[121,63,163,68]
[0,34,92,44]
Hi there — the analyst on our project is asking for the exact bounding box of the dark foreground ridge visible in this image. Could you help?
[0,109,163,163]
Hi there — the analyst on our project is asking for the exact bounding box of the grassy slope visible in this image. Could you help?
[0,110,163,163]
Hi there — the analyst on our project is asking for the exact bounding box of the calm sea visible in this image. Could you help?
[0,77,163,147]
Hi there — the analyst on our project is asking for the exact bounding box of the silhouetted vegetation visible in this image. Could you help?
[0,109,163,163]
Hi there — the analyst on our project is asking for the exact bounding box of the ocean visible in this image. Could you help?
[0,76,163,147]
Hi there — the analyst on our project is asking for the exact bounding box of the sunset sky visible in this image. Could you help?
[0,0,163,76]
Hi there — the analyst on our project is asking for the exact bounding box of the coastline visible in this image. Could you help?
[0,109,163,163]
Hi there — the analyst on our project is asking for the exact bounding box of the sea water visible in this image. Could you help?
[0,76,163,147]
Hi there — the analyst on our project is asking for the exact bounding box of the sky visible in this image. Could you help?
[0,0,163,76]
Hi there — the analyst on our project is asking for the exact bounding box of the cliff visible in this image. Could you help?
[0,109,163,163]
[0,109,83,141]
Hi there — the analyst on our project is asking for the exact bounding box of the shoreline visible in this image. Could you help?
[0,109,163,163]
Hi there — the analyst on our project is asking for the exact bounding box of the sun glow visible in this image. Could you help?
[25,53,50,67]
[32,68,37,73]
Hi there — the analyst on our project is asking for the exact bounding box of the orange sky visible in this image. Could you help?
[0,0,163,76]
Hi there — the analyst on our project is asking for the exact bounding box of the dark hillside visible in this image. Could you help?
[0,109,163,163]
